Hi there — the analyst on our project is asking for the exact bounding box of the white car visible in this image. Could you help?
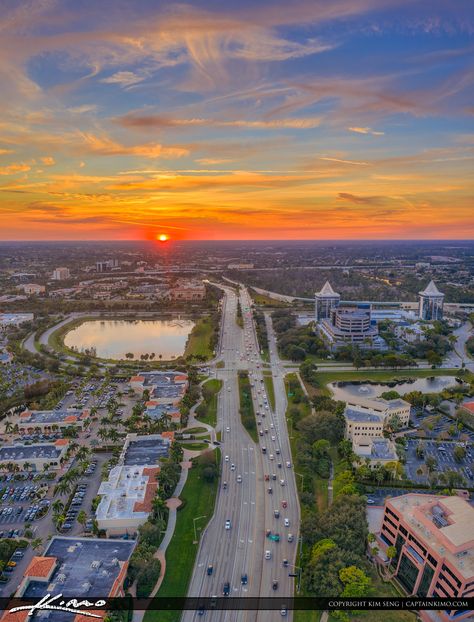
[237,475,242,483]
[225,520,231,530]
[265,550,272,560]
[280,479,285,486]
[226,427,230,432]
[286,461,292,468]
[231,464,236,471]
[225,455,230,462]
[284,518,290,527]
[271,436,276,441]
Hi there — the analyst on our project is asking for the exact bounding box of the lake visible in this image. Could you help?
[328,375,460,401]
[64,319,195,360]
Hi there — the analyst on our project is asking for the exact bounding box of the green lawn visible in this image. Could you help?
[195,379,222,427]
[238,372,258,442]
[263,373,276,410]
[144,451,220,622]
[249,289,290,307]
[184,427,208,435]
[184,316,214,359]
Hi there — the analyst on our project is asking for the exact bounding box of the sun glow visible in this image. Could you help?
[157,233,169,242]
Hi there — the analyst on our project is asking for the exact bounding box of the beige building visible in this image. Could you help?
[52,267,70,280]
[10,408,90,434]
[170,280,206,301]
[16,283,45,295]
[345,396,411,428]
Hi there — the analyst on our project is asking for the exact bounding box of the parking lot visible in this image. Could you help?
[408,408,474,444]
[404,439,473,484]
[0,363,50,398]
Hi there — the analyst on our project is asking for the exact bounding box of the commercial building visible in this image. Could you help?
[314,280,340,321]
[170,280,206,301]
[0,439,68,471]
[0,536,135,622]
[345,396,411,428]
[10,408,90,434]
[0,313,34,330]
[419,280,444,321]
[353,437,398,467]
[96,432,172,535]
[96,259,119,272]
[52,267,70,281]
[318,305,384,351]
[96,465,159,536]
[145,400,181,424]
[377,493,474,622]
[130,370,188,402]
[16,283,45,295]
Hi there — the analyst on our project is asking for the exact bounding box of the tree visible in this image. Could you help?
[453,446,466,463]
[77,510,88,528]
[386,545,397,569]
[339,566,371,597]
[31,538,43,551]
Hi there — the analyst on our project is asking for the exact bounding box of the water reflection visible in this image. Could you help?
[329,376,459,400]
[64,319,195,360]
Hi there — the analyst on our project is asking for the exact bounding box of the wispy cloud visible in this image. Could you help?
[348,126,385,136]
[117,114,322,130]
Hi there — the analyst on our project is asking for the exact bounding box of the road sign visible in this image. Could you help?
[288,573,298,577]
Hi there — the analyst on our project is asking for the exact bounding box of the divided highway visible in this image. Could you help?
[183,286,300,622]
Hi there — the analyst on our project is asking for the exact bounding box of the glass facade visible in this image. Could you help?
[417,564,435,596]
[397,553,420,594]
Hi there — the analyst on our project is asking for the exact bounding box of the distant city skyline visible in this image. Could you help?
[0,1,473,240]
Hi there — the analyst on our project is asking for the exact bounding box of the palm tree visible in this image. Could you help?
[75,446,90,462]
[22,462,32,473]
[5,421,13,434]
[52,500,64,516]
[77,510,87,528]
[31,538,43,551]
[97,427,109,442]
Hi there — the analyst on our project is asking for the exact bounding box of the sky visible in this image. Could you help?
[0,0,473,241]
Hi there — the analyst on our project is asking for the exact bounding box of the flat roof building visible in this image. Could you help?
[0,440,68,471]
[7,408,90,434]
[377,493,474,622]
[96,465,160,536]
[130,370,188,403]
[1,536,135,622]
[120,432,172,466]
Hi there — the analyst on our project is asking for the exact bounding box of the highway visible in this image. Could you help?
[183,285,300,622]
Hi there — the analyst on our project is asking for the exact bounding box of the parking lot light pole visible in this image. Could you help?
[294,471,304,492]
[288,563,302,592]
[193,515,206,544]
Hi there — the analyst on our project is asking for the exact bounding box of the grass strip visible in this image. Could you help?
[238,371,258,442]
[263,373,276,411]
[145,450,220,622]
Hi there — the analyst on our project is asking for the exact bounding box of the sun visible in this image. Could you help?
[157,233,169,242]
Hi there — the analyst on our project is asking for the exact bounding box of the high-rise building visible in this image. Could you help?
[315,281,340,321]
[96,259,119,272]
[52,267,70,280]
[419,280,444,320]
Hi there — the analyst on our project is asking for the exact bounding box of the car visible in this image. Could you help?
[284,518,290,527]
[282,500,288,508]
[264,474,270,481]
[366,499,375,505]
[207,565,213,576]
[271,474,276,480]
[225,520,231,530]
[237,475,242,483]
[259,430,263,436]
[197,606,205,616]
[274,510,280,518]
[223,582,230,596]
[287,533,294,542]
[269,454,274,461]
[264,550,272,560]
[282,559,289,567]
[225,455,230,462]
[223,481,227,490]
[7,561,16,568]
[271,436,276,441]
[280,608,287,617]
[241,574,248,585]
[268,487,273,494]
[226,427,230,432]
[286,461,292,468]
[272,580,279,591]
[230,464,235,471]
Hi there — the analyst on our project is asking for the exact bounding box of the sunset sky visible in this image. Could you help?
[0,0,473,240]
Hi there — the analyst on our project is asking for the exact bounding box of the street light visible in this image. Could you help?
[287,563,302,593]
[193,515,207,544]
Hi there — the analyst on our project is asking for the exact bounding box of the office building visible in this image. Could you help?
[16,283,45,295]
[9,408,90,434]
[96,259,119,272]
[419,280,444,320]
[318,305,383,350]
[315,281,340,321]
[377,493,474,622]
[52,267,70,281]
